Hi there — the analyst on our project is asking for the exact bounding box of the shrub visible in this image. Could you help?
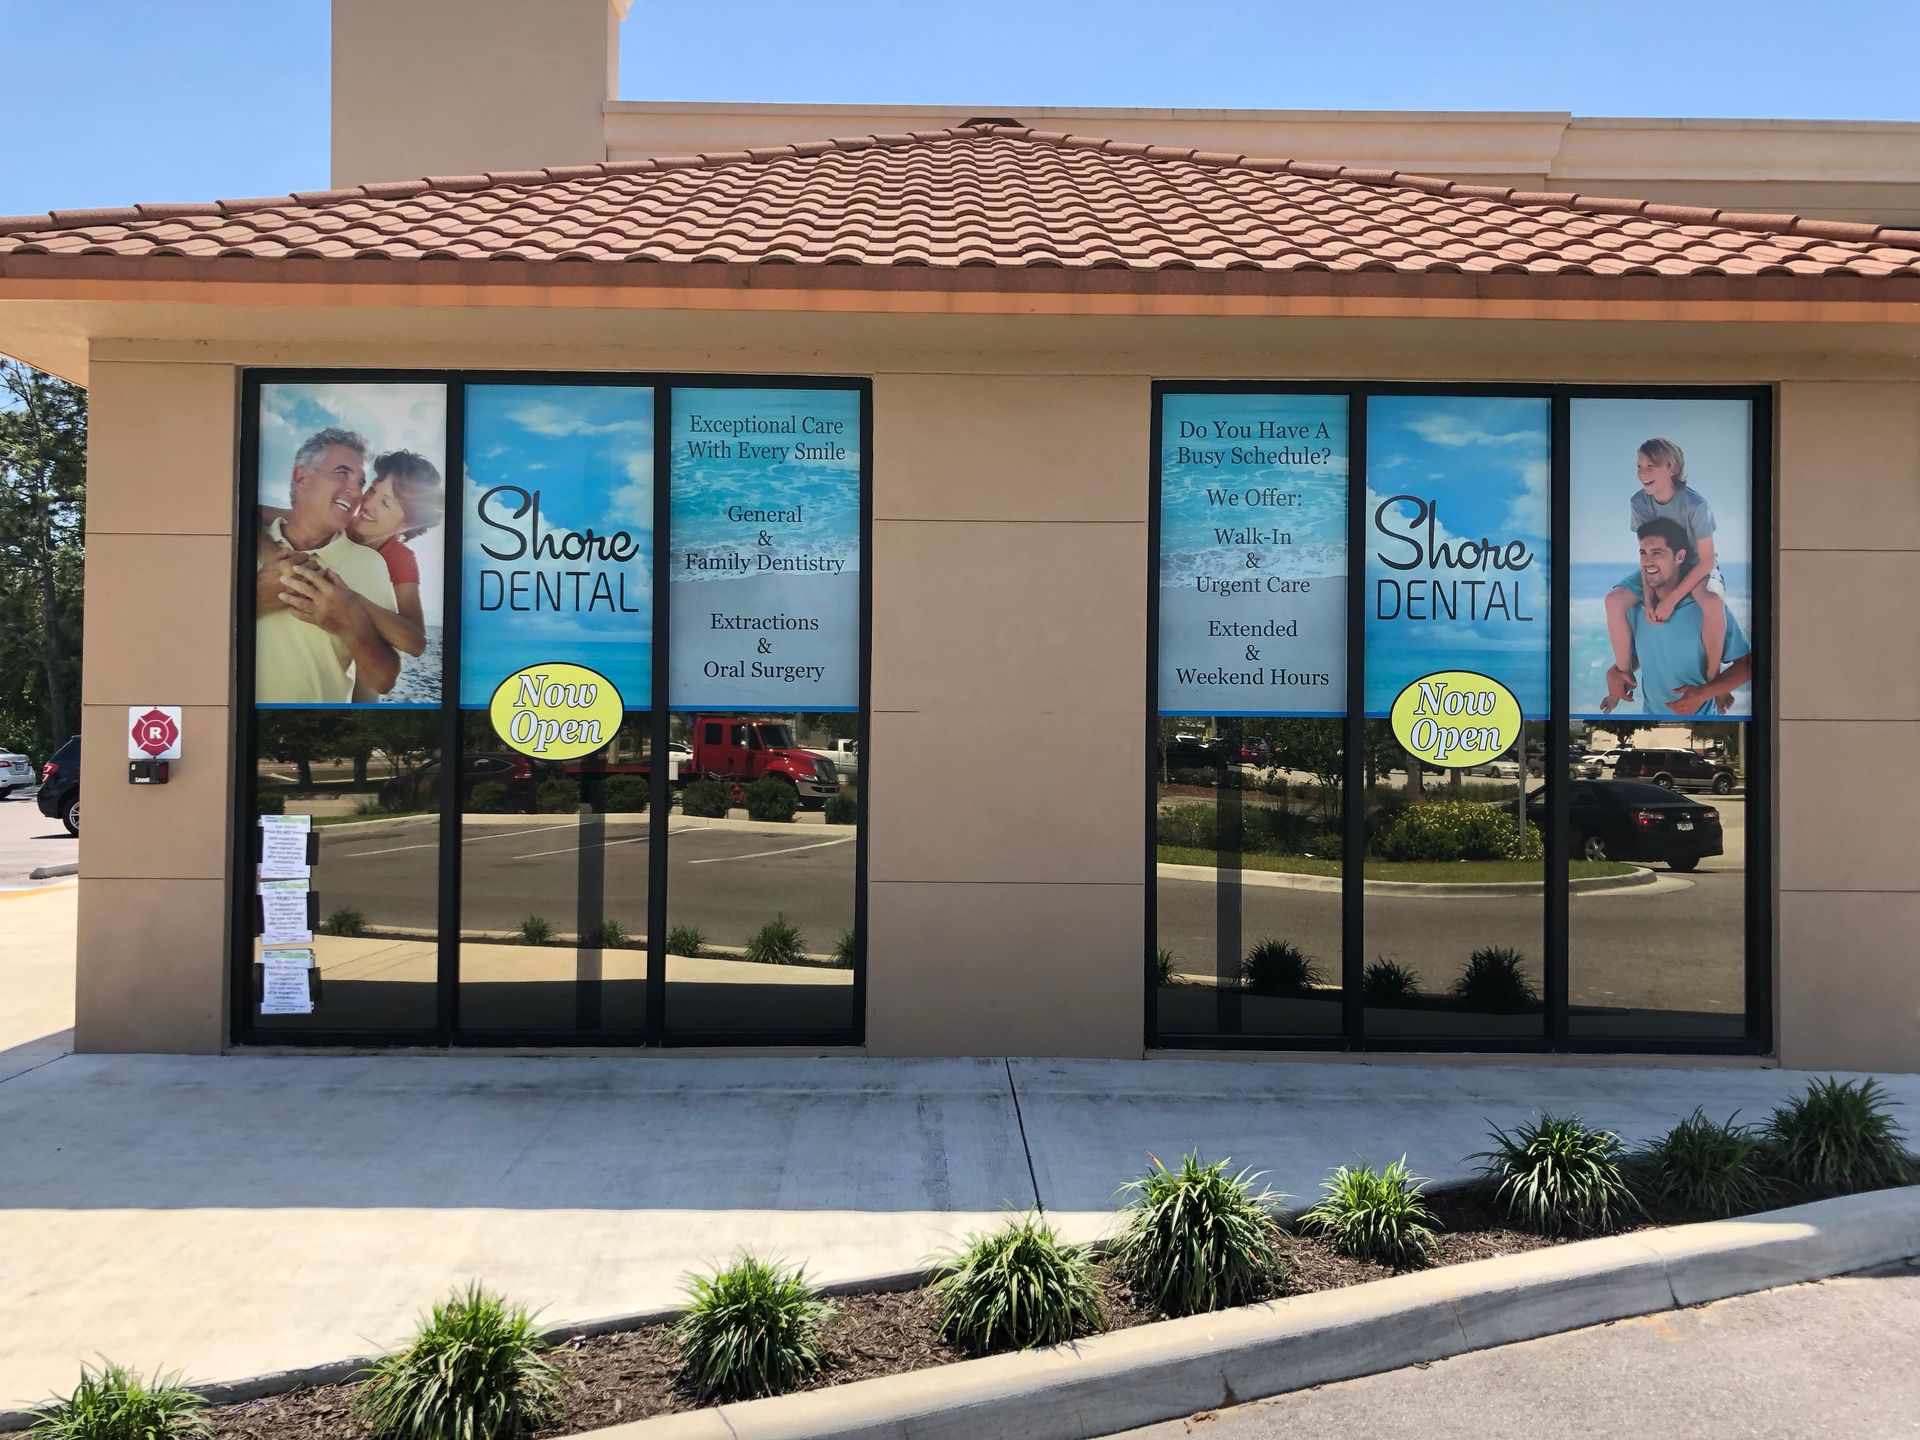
[743,776,798,823]
[353,1284,562,1440]
[1374,799,1541,863]
[320,907,366,938]
[1763,1077,1911,1195]
[679,778,732,818]
[254,791,286,816]
[672,1253,832,1404]
[1298,1159,1439,1267]
[354,794,387,816]
[831,930,858,969]
[1155,803,1216,850]
[515,915,552,946]
[30,1361,209,1440]
[1243,805,1317,855]
[1112,1153,1282,1316]
[1362,958,1421,1006]
[823,790,858,825]
[745,915,804,966]
[467,781,510,814]
[583,918,628,949]
[1315,829,1344,861]
[1154,947,1177,987]
[1451,946,1539,1012]
[1638,1110,1777,1217]
[600,775,647,813]
[933,1214,1104,1354]
[1475,1113,1640,1237]
[535,777,580,814]
[1239,939,1324,997]
[665,924,705,958]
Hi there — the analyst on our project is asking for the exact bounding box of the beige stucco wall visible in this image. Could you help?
[56,315,1920,1070]
[1775,383,1920,1071]
[75,360,237,1053]
[331,0,625,187]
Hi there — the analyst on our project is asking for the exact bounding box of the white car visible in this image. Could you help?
[0,751,32,799]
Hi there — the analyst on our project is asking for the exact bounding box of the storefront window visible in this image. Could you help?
[1566,398,1757,1040]
[236,373,868,1046]
[663,388,863,1038]
[1152,392,1349,1040]
[1362,396,1549,1040]
[1150,385,1767,1053]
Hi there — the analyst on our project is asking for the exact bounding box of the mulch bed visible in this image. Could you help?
[204,1187,1711,1440]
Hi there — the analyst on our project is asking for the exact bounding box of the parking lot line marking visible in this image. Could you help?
[687,835,853,865]
[510,836,650,860]
[345,824,567,857]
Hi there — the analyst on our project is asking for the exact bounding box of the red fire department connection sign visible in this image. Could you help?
[128,706,183,760]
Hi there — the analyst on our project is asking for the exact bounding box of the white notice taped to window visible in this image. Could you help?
[258,879,313,945]
[258,814,313,880]
[260,948,314,1016]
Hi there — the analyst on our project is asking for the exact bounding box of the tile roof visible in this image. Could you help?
[3,123,1918,293]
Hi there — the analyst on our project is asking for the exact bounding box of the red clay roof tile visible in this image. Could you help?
[1,123,1916,290]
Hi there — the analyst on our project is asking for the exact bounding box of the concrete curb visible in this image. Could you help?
[580,1187,1920,1440]
[26,862,77,880]
[1156,860,1657,898]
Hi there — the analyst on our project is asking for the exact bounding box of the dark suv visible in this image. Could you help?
[37,736,80,835]
[1612,747,1738,795]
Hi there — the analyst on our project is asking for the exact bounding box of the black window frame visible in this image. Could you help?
[1146,380,1773,1056]
[230,368,872,1049]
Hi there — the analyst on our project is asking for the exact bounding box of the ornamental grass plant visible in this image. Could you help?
[1297,1159,1440,1267]
[1361,958,1420,1006]
[932,1214,1104,1354]
[1763,1077,1912,1195]
[1475,1112,1641,1237]
[671,1254,832,1404]
[1111,1153,1282,1316]
[352,1285,562,1440]
[1451,946,1539,1012]
[665,924,705,957]
[745,915,804,965]
[1637,1109,1778,1217]
[1238,939,1324,997]
[29,1362,209,1440]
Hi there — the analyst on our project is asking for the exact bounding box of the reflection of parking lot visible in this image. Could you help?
[317,816,856,953]
[1157,788,1748,1017]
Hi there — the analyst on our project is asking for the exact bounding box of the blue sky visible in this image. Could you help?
[2,1,1915,217]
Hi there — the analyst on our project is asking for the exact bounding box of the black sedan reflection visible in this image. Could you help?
[1526,779,1723,872]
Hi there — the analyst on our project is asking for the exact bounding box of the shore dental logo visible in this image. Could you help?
[1389,670,1521,769]
[490,663,624,761]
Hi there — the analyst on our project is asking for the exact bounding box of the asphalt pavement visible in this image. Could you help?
[1110,1260,1920,1440]
[0,788,71,889]
[315,813,857,950]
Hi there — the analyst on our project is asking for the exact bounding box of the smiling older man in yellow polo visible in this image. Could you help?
[254,427,402,704]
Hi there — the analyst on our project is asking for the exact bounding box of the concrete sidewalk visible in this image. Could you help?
[0,882,75,1083]
[2,1043,1917,1412]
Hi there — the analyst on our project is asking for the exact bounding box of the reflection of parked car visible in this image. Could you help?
[37,736,81,835]
[1526,779,1723,871]
[1165,737,1226,773]
[380,752,564,813]
[1612,747,1738,794]
[1,747,32,798]
[804,737,860,783]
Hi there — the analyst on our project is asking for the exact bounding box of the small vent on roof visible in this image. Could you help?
[961,116,1023,128]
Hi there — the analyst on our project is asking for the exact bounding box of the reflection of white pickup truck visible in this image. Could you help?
[805,738,859,783]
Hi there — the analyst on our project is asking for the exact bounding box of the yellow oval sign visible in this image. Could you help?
[1390,670,1522,770]
[489,663,623,761]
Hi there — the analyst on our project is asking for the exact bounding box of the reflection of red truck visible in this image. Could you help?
[689,716,840,805]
